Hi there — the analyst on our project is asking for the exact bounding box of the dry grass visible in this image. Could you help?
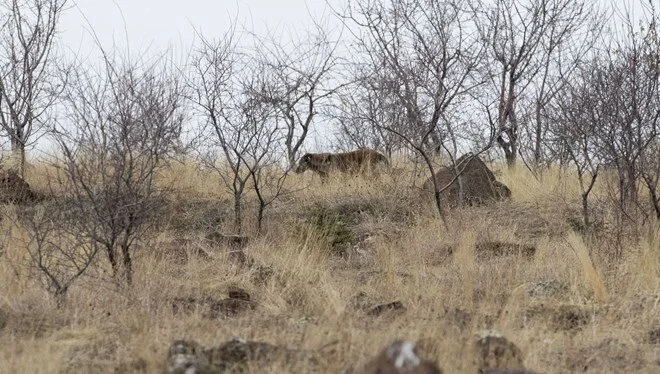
[1,158,659,373]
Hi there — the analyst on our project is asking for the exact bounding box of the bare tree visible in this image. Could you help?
[245,130,290,232]
[593,19,659,222]
[334,68,406,158]
[641,139,660,219]
[0,0,68,175]
[547,2,660,232]
[339,0,487,218]
[53,52,184,285]
[13,200,97,306]
[636,0,660,220]
[250,23,343,168]
[525,1,605,167]
[472,0,598,168]
[189,31,290,234]
[550,64,601,229]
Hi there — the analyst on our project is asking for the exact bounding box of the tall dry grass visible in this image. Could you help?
[0,158,659,373]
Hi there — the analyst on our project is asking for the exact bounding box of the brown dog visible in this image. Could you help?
[294,148,389,182]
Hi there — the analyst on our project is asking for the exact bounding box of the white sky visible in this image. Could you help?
[52,0,344,155]
[60,0,342,60]
[23,0,651,158]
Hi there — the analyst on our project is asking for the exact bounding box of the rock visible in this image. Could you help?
[473,331,524,372]
[366,301,406,317]
[166,339,213,374]
[361,340,443,374]
[0,169,43,204]
[422,153,511,208]
[480,369,538,374]
[166,338,303,373]
[227,287,251,301]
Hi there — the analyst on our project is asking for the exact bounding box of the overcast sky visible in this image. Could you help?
[60,0,342,58]
[51,0,346,154]
[27,0,650,157]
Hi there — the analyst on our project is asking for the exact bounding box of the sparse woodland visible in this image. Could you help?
[0,0,659,373]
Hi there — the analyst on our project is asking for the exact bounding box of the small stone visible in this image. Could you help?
[474,330,524,371]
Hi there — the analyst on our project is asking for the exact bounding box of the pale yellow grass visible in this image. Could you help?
[0,157,659,373]
[566,232,608,303]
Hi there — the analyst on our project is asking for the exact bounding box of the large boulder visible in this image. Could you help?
[0,169,43,204]
[422,153,511,208]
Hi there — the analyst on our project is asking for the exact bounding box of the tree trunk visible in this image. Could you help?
[54,287,68,308]
[122,244,132,285]
[534,102,543,165]
[234,193,243,235]
[505,144,517,168]
[106,245,119,279]
[582,192,591,229]
[497,133,517,168]
[10,134,26,177]
[257,201,265,233]
[643,176,660,219]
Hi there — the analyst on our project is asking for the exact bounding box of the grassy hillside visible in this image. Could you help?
[0,158,658,373]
